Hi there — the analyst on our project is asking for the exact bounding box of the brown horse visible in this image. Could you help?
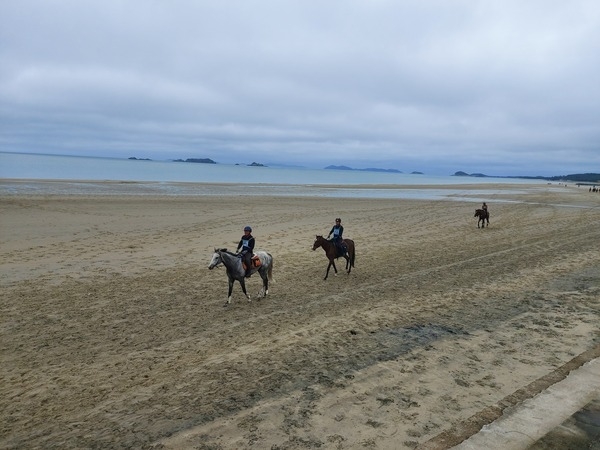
[474,209,490,228]
[312,235,355,280]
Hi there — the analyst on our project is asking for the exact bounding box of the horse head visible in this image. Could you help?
[312,235,325,251]
[208,248,225,270]
[474,209,482,217]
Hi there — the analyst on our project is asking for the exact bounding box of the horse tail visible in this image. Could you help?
[344,239,355,268]
[267,252,274,282]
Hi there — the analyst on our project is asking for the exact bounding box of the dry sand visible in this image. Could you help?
[1,182,599,449]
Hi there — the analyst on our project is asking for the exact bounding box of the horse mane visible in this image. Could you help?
[215,248,237,256]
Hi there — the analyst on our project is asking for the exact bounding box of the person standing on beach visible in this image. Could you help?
[237,226,255,277]
[327,218,345,256]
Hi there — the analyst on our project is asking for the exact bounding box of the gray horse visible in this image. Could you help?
[208,248,274,306]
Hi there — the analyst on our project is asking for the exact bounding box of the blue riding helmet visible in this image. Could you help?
[244,226,252,232]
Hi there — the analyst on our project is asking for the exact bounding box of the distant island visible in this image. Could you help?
[127,157,597,183]
[325,165,402,173]
[234,162,267,167]
[453,171,600,183]
[453,171,487,177]
[173,159,267,166]
[174,158,216,164]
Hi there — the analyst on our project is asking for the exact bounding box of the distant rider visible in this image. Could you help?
[481,202,490,224]
[236,226,255,277]
[327,218,345,256]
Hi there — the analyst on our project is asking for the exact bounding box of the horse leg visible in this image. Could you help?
[263,273,269,296]
[225,277,235,306]
[258,272,269,298]
[324,261,335,280]
[344,255,351,273]
[239,279,251,302]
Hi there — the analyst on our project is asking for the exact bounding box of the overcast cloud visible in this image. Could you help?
[1,0,599,175]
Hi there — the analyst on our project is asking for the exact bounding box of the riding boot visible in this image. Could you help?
[243,253,252,277]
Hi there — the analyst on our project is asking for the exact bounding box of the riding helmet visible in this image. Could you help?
[244,226,252,232]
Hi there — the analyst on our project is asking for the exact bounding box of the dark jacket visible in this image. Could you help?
[237,235,255,254]
[328,224,344,241]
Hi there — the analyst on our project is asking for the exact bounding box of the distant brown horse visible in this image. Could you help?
[474,209,490,228]
[312,235,355,280]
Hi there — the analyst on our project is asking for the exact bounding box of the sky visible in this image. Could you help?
[1,1,599,176]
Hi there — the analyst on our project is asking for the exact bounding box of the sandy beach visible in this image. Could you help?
[1,181,599,449]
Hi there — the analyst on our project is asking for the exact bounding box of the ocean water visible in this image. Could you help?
[0,152,550,200]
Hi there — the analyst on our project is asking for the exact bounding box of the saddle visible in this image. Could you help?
[242,254,262,271]
[336,241,348,258]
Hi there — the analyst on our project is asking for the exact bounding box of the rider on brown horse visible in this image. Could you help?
[482,202,490,222]
[475,203,490,228]
[327,218,347,257]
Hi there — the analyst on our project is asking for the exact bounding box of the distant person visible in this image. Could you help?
[236,225,255,277]
[327,218,345,256]
[481,202,490,225]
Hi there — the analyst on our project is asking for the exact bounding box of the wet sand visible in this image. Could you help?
[1,182,599,449]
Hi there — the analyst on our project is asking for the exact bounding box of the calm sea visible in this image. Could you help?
[0,152,549,200]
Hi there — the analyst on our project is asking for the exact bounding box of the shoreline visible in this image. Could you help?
[0,177,566,189]
[0,178,586,204]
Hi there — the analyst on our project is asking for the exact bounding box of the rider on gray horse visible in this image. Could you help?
[327,218,346,257]
[236,225,255,277]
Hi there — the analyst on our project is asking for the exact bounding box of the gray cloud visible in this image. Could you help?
[1,0,599,175]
